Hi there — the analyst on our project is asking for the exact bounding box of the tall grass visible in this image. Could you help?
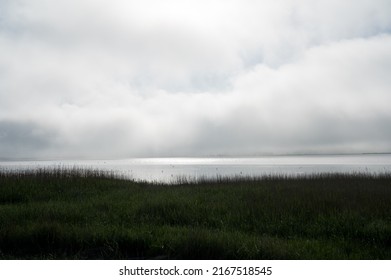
[0,168,390,259]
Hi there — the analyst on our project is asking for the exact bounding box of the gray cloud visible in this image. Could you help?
[1,0,391,159]
[0,120,57,159]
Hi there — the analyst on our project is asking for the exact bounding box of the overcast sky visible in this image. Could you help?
[1,0,391,159]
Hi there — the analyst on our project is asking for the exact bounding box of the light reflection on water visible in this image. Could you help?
[1,154,391,183]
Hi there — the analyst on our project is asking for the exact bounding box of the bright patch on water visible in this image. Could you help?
[1,154,391,183]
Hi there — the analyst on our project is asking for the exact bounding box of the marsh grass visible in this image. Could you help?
[0,168,391,259]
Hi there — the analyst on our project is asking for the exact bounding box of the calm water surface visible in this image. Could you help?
[1,154,391,183]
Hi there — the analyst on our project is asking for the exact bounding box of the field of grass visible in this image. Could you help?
[0,168,391,259]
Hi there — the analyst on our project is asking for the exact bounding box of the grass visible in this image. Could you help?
[0,168,391,259]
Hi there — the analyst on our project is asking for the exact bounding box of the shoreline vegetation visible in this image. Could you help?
[0,168,391,259]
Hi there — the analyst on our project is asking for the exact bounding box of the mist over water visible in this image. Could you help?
[1,154,391,183]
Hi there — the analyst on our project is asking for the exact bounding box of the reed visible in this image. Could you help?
[1,168,390,259]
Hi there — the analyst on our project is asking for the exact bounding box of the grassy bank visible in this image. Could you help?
[1,168,391,259]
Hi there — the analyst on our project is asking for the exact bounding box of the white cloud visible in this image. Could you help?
[0,0,391,158]
[227,34,391,153]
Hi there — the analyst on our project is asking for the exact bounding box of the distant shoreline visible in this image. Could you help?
[1,152,391,162]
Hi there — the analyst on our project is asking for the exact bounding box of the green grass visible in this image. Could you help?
[0,168,391,259]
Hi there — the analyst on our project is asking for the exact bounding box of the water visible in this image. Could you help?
[1,154,391,183]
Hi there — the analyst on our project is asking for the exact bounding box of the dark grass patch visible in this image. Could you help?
[1,168,391,259]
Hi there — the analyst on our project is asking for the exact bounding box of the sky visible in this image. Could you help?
[1,0,391,159]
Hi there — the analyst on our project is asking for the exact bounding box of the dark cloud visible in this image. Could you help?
[0,120,57,159]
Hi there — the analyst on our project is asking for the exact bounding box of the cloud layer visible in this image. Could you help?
[1,0,391,158]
